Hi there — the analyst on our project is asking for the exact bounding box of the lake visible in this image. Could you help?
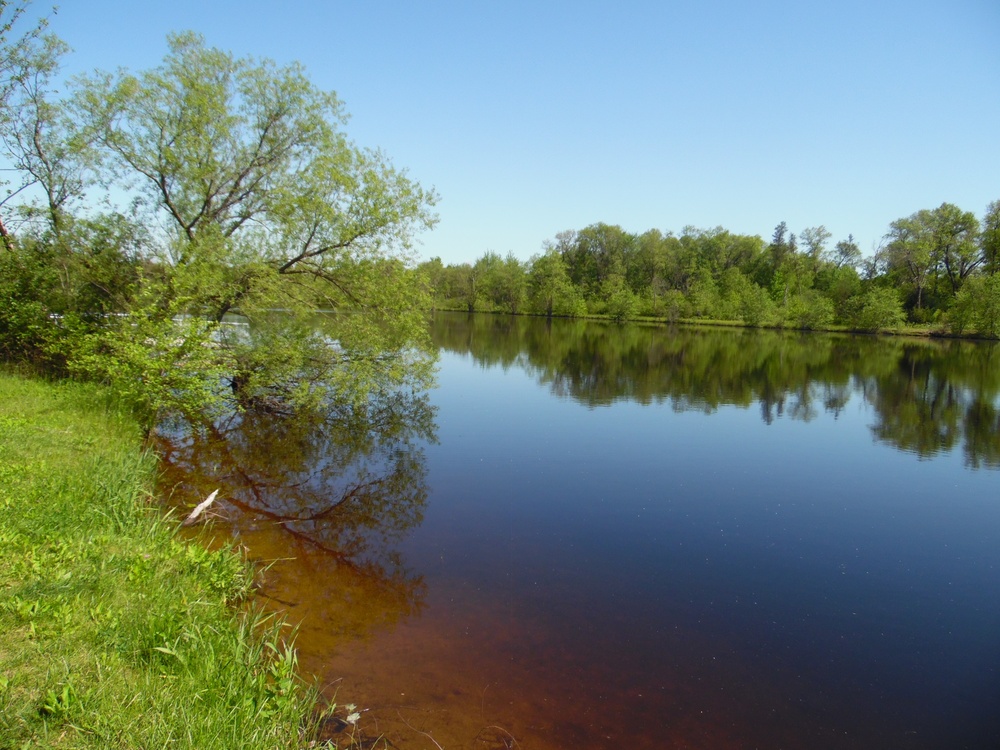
[156,313,1000,749]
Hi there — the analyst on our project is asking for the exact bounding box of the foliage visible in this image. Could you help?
[0,28,438,427]
[814,262,862,319]
[0,2,51,96]
[687,268,722,318]
[0,214,147,362]
[526,248,585,316]
[884,203,981,313]
[660,288,690,323]
[470,250,526,313]
[600,272,639,322]
[738,281,774,327]
[0,237,57,360]
[424,199,997,338]
[982,200,1000,276]
[1,33,93,236]
[800,225,831,262]
[787,290,835,330]
[716,268,771,326]
[0,0,59,244]
[846,287,905,332]
[828,234,862,269]
[950,274,1000,338]
[64,303,227,426]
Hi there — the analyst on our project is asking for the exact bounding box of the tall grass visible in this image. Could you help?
[0,373,323,749]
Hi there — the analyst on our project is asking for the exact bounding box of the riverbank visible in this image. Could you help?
[432,305,1000,341]
[0,372,321,749]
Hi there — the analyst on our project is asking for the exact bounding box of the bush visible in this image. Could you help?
[737,282,773,327]
[950,275,1000,338]
[0,242,62,363]
[660,289,690,323]
[788,291,835,330]
[847,287,905,332]
[601,274,640,322]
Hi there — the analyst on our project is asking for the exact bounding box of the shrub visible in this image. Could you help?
[847,287,905,332]
[950,275,1000,338]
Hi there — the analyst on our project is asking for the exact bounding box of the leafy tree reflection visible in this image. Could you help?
[860,341,1000,466]
[431,313,1000,468]
[154,389,437,638]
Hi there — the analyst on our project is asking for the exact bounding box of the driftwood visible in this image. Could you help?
[182,489,220,527]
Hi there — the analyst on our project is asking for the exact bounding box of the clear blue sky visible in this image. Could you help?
[26,0,1000,265]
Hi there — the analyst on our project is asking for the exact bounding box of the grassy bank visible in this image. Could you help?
[0,373,320,749]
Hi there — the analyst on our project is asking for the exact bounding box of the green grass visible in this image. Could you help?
[0,373,324,749]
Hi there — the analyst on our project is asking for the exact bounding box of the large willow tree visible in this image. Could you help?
[63,32,438,421]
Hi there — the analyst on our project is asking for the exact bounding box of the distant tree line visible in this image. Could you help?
[420,202,1000,337]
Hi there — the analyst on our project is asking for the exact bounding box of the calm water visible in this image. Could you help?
[156,314,1000,749]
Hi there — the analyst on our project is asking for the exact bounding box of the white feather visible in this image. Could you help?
[182,489,219,527]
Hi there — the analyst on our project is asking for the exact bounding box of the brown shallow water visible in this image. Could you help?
[156,318,1000,749]
[175,510,891,750]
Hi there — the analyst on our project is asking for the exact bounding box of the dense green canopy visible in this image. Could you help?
[423,203,1000,338]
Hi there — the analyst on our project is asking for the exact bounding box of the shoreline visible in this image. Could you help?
[429,305,1000,341]
[0,372,324,749]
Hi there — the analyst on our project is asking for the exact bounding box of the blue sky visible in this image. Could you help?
[24,0,1000,264]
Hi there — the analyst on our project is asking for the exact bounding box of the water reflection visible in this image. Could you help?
[431,313,1000,468]
[151,314,1000,748]
[154,389,437,638]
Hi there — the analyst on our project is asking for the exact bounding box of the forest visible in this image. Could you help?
[419,205,1000,336]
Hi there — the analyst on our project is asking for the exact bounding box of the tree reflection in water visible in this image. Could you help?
[431,312,1000,469]
[153,389,437,641]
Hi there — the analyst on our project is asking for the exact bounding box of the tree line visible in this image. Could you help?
[420,203,1000,337]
